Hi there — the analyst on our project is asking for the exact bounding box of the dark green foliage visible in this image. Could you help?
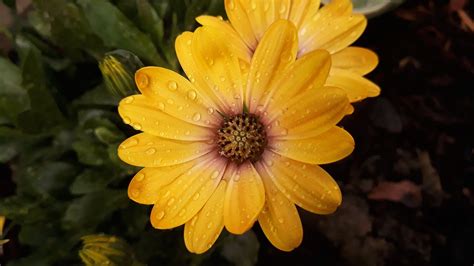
[0,0,259,265]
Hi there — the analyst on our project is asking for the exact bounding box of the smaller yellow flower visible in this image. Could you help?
[0,216,8,249]
[79,234,142,266]
[197,0,380,102]
[99,50,144,98]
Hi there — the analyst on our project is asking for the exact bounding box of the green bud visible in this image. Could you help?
[79,234,143,266]
[99,50,144,98]
[0,216,9,253]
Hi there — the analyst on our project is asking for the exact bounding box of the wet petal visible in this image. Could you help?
[289,0,321,28]
[271,127,355,164]
[224,162,265,234]
[128,160,197,204]
[118,133,214,167]
[268,86,352,139]
[246,20,298,113]
[196,15,252,62]
[301,15,366,55]
[150,154,227,229]
[225,0,258,50]
[259,151,342,214]
[261,49,331,115]
[327,69,381,102]
[118,95,213,141]
[331,47,378,75]
[256,172,302,251]
[134,67,218,128]
[184,180,227,254]
[191,26,245,114]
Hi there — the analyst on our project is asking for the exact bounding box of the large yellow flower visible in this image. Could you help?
[118,20,354,253]
[197,0,380,102]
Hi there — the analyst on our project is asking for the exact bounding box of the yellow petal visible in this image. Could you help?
[301,15,366,55]
[320,0,353,16]
[191,26,245,114]
[196,15,252,62]
[326,68,380,102]
[184,180,227,254]
[289,0,321,28]
[128,160,197,204]
[134,67,218,127]
[331,47,378,75]
[246,20,298,113]
[225,0,258,50]
[261,49,331,114]
[117,133,213,167]
[118,95,213,141]
[257,175,302,252]
[267,86,352,139]
[175,32,227,113]
[150,154,227,229]
[258,151,342,214]
[0,216,5,234]
[270,127,354,164]
[224,162,265,234]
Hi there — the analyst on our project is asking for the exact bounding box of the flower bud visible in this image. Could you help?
[79,234,143,266]
[0,216,9,253]
[99,50,144,98]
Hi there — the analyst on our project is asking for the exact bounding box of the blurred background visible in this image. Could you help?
[0,0,473,265]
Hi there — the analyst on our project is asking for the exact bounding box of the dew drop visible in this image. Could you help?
[207,107,214,114]
[163,190,171,198]
[137,73,149,88]
[211,170,220,179]
[228,0,235,10]
[192,112,201,121]
[187,90,197,100]
[132,123,142,130]
[178,209,186,217]
[124,96,134,104]
[145,148,156,155]
[207,222,213,229]
[155,210,165,220]
[135,173,145,181]
[168,81,178,91]
[123,116,131,124]
[167,197,176,206]
[158,102,165,110]
[166,98,174,104]
[193,193,200,200]
[130,188,140,197]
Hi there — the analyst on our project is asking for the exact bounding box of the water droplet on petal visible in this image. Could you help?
[187,90,197,100]
[124,96,134,104]
[192,112,201,121]
[158,102,165,110]
[137,73,149,88]
[123,117,131,124]
[178,209,186,217]
[135,173,145,181]
[130,188,140,197]
[228,0,235,10]
[207,222,213,229]
[145,148,156,155]
[155,210,165,220]
[132,123,142,130]
[168,81,178,91]
[193,193,200,200]
[167,197,175,206]
[207,107,214,114]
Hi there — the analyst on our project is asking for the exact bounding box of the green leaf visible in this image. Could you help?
[0,127,36,163]
[72,139,109,166]
[136,0,164,46]
[0,57,30,125]
[70,169,117,195]
[220,231,260,266]
[63,190,127,230]
[78,0,166,66]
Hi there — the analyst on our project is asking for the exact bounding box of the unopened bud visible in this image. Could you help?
[99,50,144,98]
[79,234,143,266]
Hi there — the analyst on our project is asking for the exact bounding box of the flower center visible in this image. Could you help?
[217,113,267,164]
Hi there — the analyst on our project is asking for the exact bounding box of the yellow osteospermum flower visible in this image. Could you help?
[197,0,380,102]
[118,20,354,253]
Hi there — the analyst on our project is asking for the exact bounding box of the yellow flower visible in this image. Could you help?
[0,216,8,247]
[79,234,142,266]
[118,20,354,253]
[197,0,380,102]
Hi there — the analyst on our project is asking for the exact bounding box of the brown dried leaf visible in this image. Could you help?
[368,180,422,208]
